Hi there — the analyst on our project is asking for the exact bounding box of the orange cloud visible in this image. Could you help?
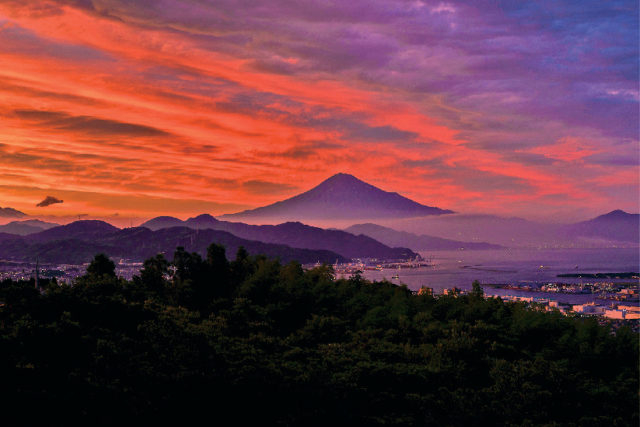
[0,1,636,222]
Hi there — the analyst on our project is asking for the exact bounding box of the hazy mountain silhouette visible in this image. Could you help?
[142,216,197,230]
[345,223,504,251]
[565,210,639,242]
[184,214,220,228]
[0,219,59,236]
[378,214,561,247]
[0,222,347,264]
[0,207,26,218]
[220,173,453,222]
[141,216,184,230]
[29,220,120,243]
[142,214,418,260]
[376,211,639,248]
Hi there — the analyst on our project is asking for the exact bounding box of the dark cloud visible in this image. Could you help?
[60,0,633,149]
[401,157,444,169]
[36,196,64,207]
[0,144,137,176]
[502,152,556,167]
[0,19,110,61]
[264,140,345,159]
[242,180,298,195]
[0,150,80,173]
[179,144,219,155]
[13,109,171,138]
[33,0,637,143]
[217,93,417,143]
[0,78,106,107]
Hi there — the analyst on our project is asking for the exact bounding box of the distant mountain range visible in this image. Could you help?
[344,223,504,251]
[28,220,118,243]
[0,221,348,265]
[375,210,639,248]
[141,216,184,230]
[0,219,59,236]
[0,205,635,267]
[221,173,453,223]
[564,210,639,243]
[141,214,418,260]
[0,207,26,218]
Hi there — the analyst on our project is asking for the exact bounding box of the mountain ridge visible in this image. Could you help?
[0,224,348,265]
[29,220,120,243]
[0,219,60,236]
[0,207,26,218]
[345,223,504,251]
[565,210,639,243]
[141,214,418,260]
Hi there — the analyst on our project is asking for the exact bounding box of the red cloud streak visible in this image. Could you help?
[0,1,637,222]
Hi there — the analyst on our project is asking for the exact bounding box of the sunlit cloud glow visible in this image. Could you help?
[0,0,637,222]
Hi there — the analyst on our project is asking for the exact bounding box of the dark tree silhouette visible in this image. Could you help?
[86,253,116,278]
[0,246,636,426]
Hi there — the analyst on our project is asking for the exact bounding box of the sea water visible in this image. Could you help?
[358,247,640,305]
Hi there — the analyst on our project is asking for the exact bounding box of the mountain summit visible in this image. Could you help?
[0,207,26,218]
[565,209,639,242]
[221,173,452,222]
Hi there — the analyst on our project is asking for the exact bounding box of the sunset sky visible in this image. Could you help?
[0,0,638,224]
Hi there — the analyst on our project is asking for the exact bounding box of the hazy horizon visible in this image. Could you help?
[2,172,638,228]
[2,202,638,229]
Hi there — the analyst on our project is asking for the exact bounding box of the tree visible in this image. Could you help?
[140,254,169,292]
[172,247,204,284]
[207,243,229,275]
[86,253,116,278]
[230,246,253,287]
[471,280,484,299]
[1,247,637,426]
[206,243,231,298]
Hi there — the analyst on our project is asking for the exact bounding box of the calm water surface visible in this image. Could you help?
[351,248,640,305]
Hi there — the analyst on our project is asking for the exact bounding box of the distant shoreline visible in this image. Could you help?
[557,272,639,279]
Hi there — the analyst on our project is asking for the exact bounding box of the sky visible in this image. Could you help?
[0,0,638,224]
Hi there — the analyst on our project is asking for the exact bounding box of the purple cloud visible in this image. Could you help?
[0,0,636,218]
[53,0,636,147]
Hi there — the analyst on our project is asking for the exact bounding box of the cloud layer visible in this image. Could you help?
[0,0,637,220]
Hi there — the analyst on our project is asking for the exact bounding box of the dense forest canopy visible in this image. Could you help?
[1,245,637,426]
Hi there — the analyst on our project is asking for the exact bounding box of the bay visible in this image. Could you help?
[352,247,640,305]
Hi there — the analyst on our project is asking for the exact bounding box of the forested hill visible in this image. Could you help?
[0,224,346,264]
[0,246,637,426]
[142,214,419,260]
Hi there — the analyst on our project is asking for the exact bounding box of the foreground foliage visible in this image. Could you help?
[0,246,637,426]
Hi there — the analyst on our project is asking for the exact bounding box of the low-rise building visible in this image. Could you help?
[418,286,433,296]
[604,307,640,320]
[572,302,605,315]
